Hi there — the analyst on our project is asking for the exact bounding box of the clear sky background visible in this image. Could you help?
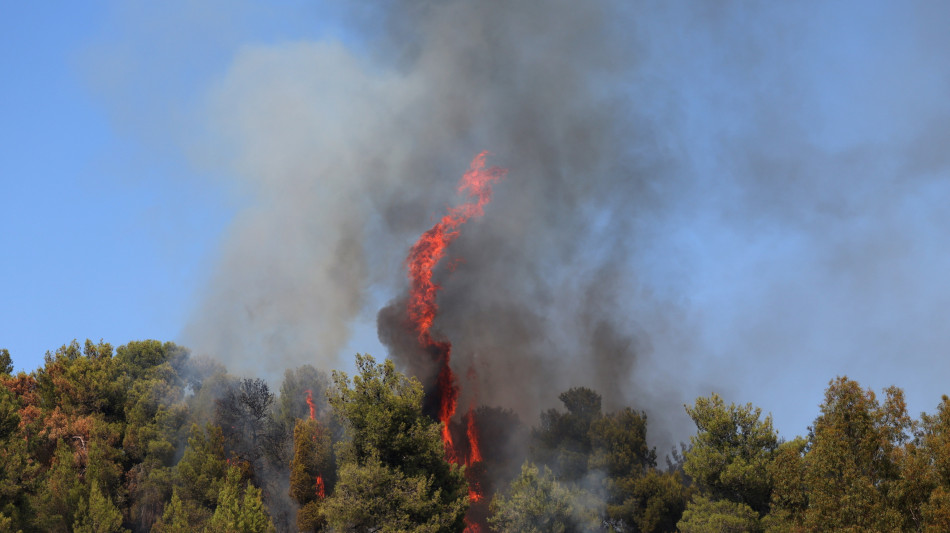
[1,1,361,370]
[5,1,950,446]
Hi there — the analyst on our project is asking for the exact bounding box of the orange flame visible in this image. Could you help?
[407,151,506,342]
[406,151,504,457]
[315,475,326,499]
[406,152,503,529]
[466,408,482,464]
[305,389,316,421]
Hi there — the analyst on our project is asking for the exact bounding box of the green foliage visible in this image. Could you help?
[323,354,468,532]
[762,437,807,530]
[20,335,950,533]
[0,348,12,376]
[115,340,188,379]
[683,393,778,515]
[589,407,656,479]
[529,387,689,531]
[322,452,468,532]
[73,483,128,533]
[128,462,175,532]
[36,340,128,419]
[488,462,602,533]
[32,439,85,531]
[152,490,192,532]
[532,387,603,481]
[206,466,275,533]
[289,418,333,531]
[608,469,692,533]
[916,395,950,532]
[0,384,21,440]
[0,512,19,533]
[175,424,228,509]
[677,495,760,533]
[275,365,333,469]
[277,365,331,427]
[801,377,907,531]
[682,379,930,532]
[0,427,39,530]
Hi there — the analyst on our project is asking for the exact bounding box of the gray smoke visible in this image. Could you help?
[185,0,693,442]
[81,1,950,446]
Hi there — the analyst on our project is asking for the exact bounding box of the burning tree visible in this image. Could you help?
[320,354,468,531]
[398,151,505,531]
[289,416,332,532]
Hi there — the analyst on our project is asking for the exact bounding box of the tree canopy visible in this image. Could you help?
[5,340,950,532]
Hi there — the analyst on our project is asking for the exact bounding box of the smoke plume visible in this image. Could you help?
[80,0,950,445]
[177,0,692,442]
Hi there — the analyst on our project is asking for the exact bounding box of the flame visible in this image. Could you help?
[406,151,506,343]
[466,408,482,464]
[405,152,504,520]
[315,475,326,499]
[305,389,316,421]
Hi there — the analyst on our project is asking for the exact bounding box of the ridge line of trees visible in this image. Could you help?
[3,340,950,531]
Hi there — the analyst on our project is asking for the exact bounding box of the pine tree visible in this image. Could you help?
[321,354,468,532]
[72,483,128,533]
[289,418,332,531]
[206,466,274,533]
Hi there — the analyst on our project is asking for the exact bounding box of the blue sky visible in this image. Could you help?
[2,3,225,372]
[0,2,343,371]
[5,1,950,445]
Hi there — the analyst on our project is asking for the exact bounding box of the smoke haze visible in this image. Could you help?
[83,1,950,446]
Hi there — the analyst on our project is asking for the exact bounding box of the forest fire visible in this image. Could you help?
[304,390,325,500]
[305,389,317,421]
[405,151,505,524]
[315,475,326,499]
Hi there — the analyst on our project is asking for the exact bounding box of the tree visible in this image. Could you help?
[529,387,690,531]
[72,483,128,533]
[273,365,334,469]
[801,377,907,531]
[0,422,39,531]
[206,466,275,533]
[32,439,86,531]
[0,348,12,376]
[589,408,691,532]
[531,387,603,481]
[677,495,759,533]
[35,340,128,420]
[152,490,191,533]
[683,394,778,516]
[761,437,807,532]
[488,462,601,533]
[215,378,276,464]
[589,407,656,480]
[609,469,692,533]
[115,340,188,379]
[289,418,333,532]
[320,354,468,532]
[910,394,950,531]
[174,424,228,511]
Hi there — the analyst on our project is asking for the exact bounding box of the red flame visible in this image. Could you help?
[407,151,506,341]
[405,151,505,514]
[466,409,482,464]
[305,389,316,421]
[406,151,504,460]
[315,475,326,499]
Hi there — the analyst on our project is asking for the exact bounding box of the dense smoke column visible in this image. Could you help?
[194,0,690,447]
[405,151,504,459]
[399,152,505,529]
